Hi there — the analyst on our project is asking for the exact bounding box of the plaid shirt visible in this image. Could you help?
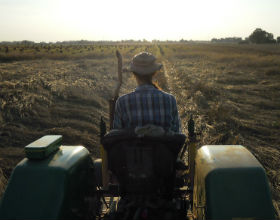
[113,84,181,133]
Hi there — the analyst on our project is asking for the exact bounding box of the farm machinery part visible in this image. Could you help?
[0,129,276,219]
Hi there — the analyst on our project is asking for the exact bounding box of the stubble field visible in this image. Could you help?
[0,43,280,213]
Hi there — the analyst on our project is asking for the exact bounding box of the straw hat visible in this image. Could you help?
[129,52,162,75]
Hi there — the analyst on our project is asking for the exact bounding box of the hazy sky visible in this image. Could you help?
[0,0,279,42]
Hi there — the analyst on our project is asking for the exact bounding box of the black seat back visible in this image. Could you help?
[102,129,186,195]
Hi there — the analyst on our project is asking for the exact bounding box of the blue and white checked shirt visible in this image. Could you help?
[113,84,181,133]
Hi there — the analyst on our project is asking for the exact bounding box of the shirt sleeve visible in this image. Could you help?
[113,98,123,129]
[171,97,182,133]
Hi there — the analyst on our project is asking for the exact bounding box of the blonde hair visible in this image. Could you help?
[133,72,161,90]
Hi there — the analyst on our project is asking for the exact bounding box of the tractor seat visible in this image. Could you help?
[102,128,186,154]
[101,129,186,195]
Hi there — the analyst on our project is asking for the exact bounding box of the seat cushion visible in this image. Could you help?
[101,129,186,155]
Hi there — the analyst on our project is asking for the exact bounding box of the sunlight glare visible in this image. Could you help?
[1,0,279,41]
[57,0,238,41]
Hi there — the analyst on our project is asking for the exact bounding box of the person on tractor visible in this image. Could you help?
[113,52,181,134]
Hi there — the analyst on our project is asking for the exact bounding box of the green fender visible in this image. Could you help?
[0,136,95,219]
[193,145,275,220]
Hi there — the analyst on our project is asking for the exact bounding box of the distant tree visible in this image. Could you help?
[277,37,280,44]
[21,40,34,45]
[179,39,188,43]
[239,40,249,44]
[211,38,218,43]
[249,28,276,44]
[211,37,242,43]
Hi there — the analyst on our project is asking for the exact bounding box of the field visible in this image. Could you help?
[0,43,280,213]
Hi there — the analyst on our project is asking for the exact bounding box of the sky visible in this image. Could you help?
[0,0,280,42]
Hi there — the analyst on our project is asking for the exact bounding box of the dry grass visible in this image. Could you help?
[0,43,280,214]
[0,168,7,198]
[0,45,118,62]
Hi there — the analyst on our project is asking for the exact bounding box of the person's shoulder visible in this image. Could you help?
[117,91,136,102]
[157,90,178,106]
[158,90,176,100]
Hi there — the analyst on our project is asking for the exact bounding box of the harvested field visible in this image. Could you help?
[0,43,280,212]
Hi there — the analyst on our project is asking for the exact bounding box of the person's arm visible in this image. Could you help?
[113,98,123,129]
[171,97,182,133]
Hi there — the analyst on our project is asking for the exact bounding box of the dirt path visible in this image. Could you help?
[162,59,212,143]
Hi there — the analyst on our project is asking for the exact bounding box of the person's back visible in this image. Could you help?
[113,52,181,133]
[113,84,180,132]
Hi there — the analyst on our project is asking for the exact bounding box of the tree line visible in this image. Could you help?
[211,28,280,44]
[1,28,279,45]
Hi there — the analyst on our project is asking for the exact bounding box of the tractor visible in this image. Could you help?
[0,117,276,219]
